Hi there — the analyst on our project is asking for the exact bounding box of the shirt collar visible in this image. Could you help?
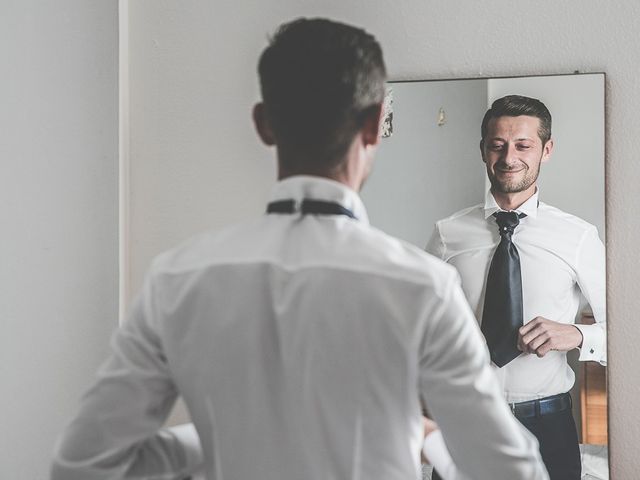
[483,188,539,219]
[269,175,369,225]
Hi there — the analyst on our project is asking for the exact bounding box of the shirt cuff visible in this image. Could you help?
[574,324,606,365]
[168,423,204,476]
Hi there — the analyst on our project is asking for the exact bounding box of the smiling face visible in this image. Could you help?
[481,115,553,197]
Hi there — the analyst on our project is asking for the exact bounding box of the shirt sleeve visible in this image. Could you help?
[574,225,607,365]
[418,272,549,480]
[422,429,468,480]
[425,222,445,259]
[51,272,204,480]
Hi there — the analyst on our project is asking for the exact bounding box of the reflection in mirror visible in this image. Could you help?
[362,74,607,479]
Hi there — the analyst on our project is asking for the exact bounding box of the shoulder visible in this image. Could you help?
[435,203,484,227]
[149,218,265,276]
[431,203,488,244]
[525,203,603,266]
[536,202,599,238]
[355,223,461,296]
[147,216,461,300]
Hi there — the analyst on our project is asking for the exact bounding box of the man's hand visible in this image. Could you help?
[423,416,439,436]
[518,317,583,357]
[421,417,439,464]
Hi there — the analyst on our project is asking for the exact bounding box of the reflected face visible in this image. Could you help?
[481,115,552,194]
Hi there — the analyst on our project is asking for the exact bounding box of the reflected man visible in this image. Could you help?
[427,95,606,480]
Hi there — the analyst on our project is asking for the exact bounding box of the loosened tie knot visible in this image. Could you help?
[494,211,523,238]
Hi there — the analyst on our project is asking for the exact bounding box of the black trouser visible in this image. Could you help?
[431,394,581,480]
[516,402,581,480]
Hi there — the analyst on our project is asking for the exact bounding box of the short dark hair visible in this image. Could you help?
[258,18,386,171]
[481,95,552,145]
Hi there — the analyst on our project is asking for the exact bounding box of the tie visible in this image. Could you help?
[481,211,526,367]
[266,199,357,219]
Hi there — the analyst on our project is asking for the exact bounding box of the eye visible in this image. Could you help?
[516,144,532,151]
[489,143,504,151]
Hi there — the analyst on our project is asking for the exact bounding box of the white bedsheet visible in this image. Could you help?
[580,444,609,480]
[421,444,608,480]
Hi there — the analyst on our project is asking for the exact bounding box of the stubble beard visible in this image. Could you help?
[488,157,541,194]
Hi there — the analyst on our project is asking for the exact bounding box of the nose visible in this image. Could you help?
[503,144,520,167]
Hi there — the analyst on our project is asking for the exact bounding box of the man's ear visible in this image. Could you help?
[541,138,554,163]
[480,140,487,163]
[361,103,384,147]
[252,103,276,146]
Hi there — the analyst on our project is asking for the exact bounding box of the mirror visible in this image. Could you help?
[361,73,607,479]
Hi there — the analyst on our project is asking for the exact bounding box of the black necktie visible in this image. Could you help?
[481,211,526,367]
[266,199,357,219]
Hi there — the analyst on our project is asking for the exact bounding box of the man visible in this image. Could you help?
[52,20,547,480]
[427,95,606,480]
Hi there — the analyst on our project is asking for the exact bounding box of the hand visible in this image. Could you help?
[518,317,583,358]
[423,416,439,437]
[421,416,439,464]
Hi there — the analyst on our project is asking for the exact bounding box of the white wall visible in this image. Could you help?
[362,79,488,248]
[127,1,640,476]
[0,2,119,479]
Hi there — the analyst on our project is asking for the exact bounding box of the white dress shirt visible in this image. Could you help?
[427,189,606,403]
[52,176,547,480]
[423,430,466,480]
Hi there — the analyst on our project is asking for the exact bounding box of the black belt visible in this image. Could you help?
[509,392,572,418]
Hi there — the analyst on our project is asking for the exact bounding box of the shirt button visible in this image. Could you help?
[590,349,595,354]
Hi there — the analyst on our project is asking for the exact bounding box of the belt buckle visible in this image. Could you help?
[509,402,517,414]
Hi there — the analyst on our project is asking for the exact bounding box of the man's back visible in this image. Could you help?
[141,176,456,479]
[52,177,547,479]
